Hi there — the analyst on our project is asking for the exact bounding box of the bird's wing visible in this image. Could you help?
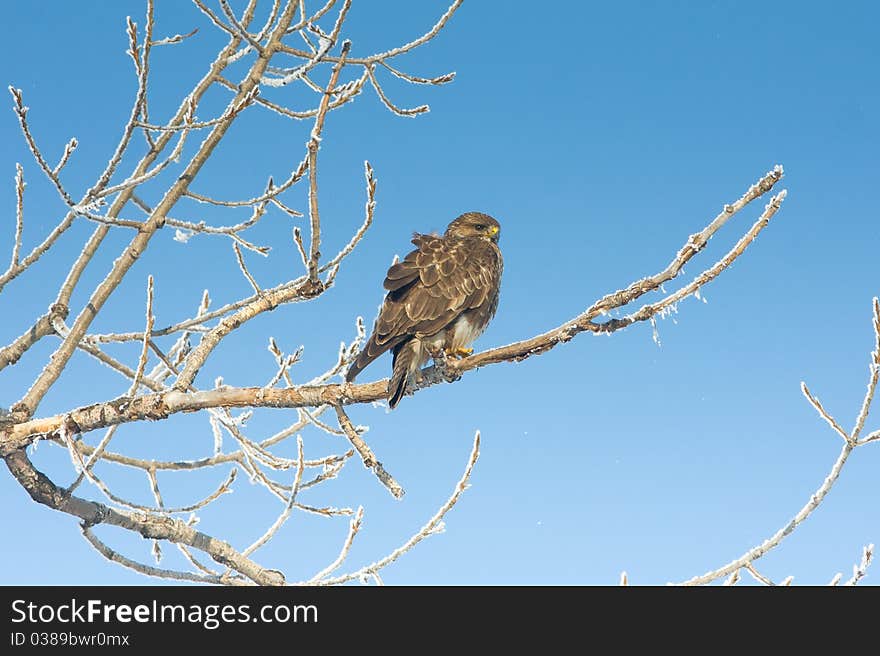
[379,233,498,340]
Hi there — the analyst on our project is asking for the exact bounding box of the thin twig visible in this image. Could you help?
[307,506,364,583]
[217,69,367,121]
[67,426,119,493]
[132,192,271,254]
[334,405,404,499]
[9,164,25,269]
[367,65,429,117]
[801,382,851,444]
[277,0,463,66]
[94,3,155,195]
[8,87,77,207]
[744,562,775,586]
[177,543,219,577]
[82,526,243,584]
[306,39,352,282]
[242,436,305,557]
[379,60,455,86]
[219,0,265,53]
[410,168,785,380]
[316,431,480,585]
[150,27,199,47]
[128,276,155,396]
[844,544,874,586]
[52,138,78,176]
[233,243,263,295]
[260,0,350,88]
[853,297,880,441]
[185,153,308,207]
[293,227,309,270]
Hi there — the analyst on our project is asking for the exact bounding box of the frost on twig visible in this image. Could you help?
[312,431,480,585]
[844,544,874,586]
[334,405,404,499]
[8,163,25,271]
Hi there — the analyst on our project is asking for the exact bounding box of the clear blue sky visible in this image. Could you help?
[1,1,878,585]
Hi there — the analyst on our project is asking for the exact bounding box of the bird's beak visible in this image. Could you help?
[489,225,499,237]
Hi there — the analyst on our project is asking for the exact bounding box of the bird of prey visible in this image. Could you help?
[345,212,503,408]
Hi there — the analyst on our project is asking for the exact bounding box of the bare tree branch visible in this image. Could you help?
[801,382,850,444]
[5,449,284,585]
[844,544,874,586]
[676,298,880,585]
[306,38,351,282]
[315,431,479,585]
[129,276,155,396]
[307,506,364,582]
[853,297,880,442]
[51,138,78,176]
[82,526,245,585]
[9,163,25,269]
[242,436,305,557]
[334,405,404,499]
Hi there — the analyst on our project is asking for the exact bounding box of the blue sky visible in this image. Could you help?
[1,1,878,585]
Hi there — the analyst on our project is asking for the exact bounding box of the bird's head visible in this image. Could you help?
[445,212,501,243]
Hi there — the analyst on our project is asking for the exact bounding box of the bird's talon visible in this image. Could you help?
[445,347,473,359]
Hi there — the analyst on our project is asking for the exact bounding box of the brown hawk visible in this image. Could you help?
[345,212,503,408]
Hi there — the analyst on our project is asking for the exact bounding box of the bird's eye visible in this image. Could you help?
[474,224,486,231]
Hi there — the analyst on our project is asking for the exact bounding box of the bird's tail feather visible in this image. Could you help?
[388,341,418,409]
[345,335,384,382]
[344,351,368,383]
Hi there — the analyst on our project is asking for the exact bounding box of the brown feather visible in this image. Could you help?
[388,340,418,408]
[346,213,503,409]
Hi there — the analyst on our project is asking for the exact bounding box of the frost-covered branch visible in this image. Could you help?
[5,448,284,585]
[334,405,404,499]
[128,276,155,396]
[307,506,364,583]
[305,38,351,282]
[314,431,479,585]
[676,297,880,585]
[845,544,874,586]
[82,526,245,585]
[8,163,24,271]
[367,65,429,117]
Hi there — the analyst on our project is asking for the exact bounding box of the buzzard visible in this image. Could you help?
[345,212,503,408]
